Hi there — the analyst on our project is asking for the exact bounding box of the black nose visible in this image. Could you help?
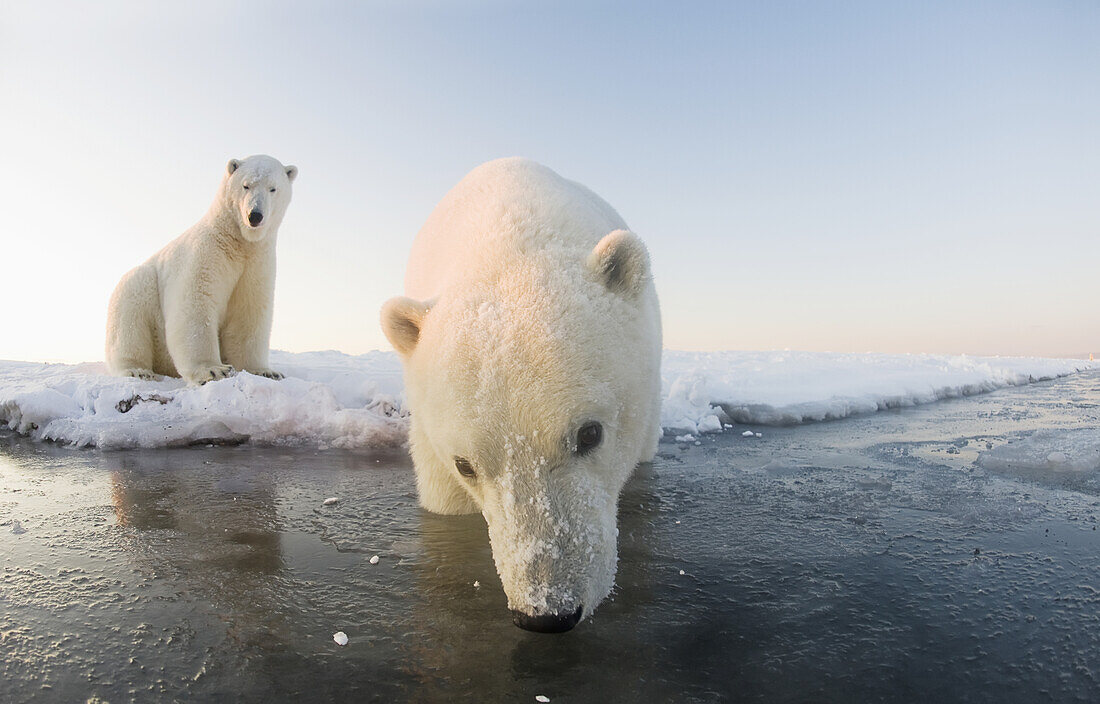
[248,210,263,227]
[511,606,583,633]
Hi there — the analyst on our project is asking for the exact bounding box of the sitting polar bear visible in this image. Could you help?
[381,158,662,632]
[106,155,297,384]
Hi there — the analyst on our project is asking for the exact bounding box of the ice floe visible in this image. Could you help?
[0,349,1091,449]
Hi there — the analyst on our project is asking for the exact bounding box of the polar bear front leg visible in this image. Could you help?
[164,289,235,385]
[106,265,161,379]
[225,304,282,379]
[221,263,282,379]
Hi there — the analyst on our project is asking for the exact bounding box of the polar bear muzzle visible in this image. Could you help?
[248,209,264,227]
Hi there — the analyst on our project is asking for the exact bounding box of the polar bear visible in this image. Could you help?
[381,158,662,632]
[106,155,296,384]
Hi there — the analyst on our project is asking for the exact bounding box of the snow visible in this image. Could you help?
[0,349,1092,449]
[0,351,406,450]
[660,350,1094,434]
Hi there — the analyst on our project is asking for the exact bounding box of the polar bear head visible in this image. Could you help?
[382,230,660,632]
[223,155,297,242]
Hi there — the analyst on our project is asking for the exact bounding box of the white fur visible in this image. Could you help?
[106,155,297,384]
[381,158,662,623]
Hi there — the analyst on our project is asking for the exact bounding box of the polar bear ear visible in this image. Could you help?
[587,229,651,297]
[227,159,241,175]
[285,165,298,182]
[381,296,431,356]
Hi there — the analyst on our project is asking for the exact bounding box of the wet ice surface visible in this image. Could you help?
[2,371,1099,702]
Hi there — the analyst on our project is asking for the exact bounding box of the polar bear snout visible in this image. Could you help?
[485,474,619,632]
[248,209,264,227]
[511,605,583,633]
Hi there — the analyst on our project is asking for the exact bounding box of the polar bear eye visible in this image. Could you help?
[242,184,250,190]
[269,187,276,193]
[454,457,476,479]
[575,422,603,455]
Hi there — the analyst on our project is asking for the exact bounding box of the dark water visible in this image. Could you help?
[2,371,1099,703]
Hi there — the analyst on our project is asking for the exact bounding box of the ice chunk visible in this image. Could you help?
[369,555,380,565]
[742,430,755,437]
[322,497,339,506]
[695,414,723,434]
[536,697,550,703]
[333,631,348,646]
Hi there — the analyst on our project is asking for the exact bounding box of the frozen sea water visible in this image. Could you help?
[2,370,1099,702]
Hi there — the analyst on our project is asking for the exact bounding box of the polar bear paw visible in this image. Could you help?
[253,369,284,380]
[121,368,159,381]
[187,364,236,384]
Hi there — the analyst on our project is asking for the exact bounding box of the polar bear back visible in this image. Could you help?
[405,158,628,301]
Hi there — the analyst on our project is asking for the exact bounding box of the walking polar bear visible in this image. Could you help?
[381,158,662,632]
[106,155,296,384]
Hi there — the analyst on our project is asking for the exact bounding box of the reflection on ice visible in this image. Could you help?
[979,427,1100,495]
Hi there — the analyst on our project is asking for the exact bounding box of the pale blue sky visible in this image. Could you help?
[2,0,1097,362]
